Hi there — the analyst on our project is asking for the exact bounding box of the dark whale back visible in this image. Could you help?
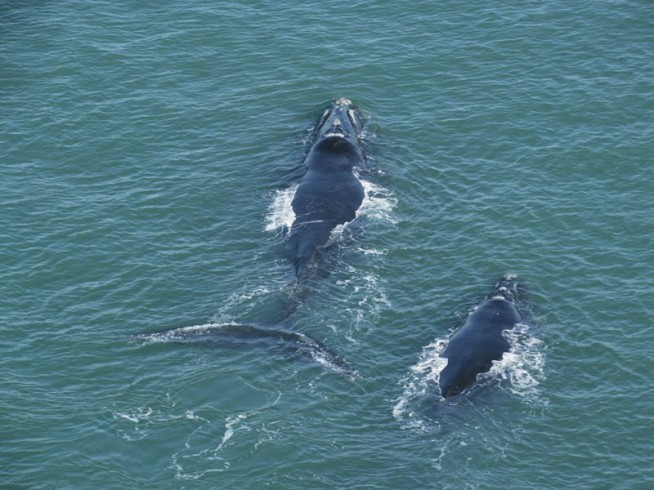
[287,100,366,280]
[306,136,365,172]
[438,277,523,397]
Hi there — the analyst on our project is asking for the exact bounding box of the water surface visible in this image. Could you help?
[2,1,653,488]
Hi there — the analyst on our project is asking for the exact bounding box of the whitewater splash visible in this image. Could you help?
[393,323,546,425]
[265,185,297,232]
[112,394,209,443]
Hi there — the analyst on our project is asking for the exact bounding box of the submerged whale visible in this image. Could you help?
[438,275,524,397]
[287,97,366,280]
[134,323,357,378]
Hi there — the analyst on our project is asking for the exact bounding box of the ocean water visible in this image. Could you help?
[2,1,653,489]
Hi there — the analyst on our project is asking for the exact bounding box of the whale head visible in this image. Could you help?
[314,97,364,143]
[490,273,520,302]
[306,98,366,171]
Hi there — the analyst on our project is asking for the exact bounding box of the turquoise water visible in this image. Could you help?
[2,1,653,488]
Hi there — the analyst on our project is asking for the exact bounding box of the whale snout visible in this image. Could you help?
[334,97,353,106]
[315,98,363,140]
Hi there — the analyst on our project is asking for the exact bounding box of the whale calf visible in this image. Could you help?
[438,275,524,397]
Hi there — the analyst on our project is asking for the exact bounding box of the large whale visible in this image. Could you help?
[438,275,524,397]
[287,97,366,280]
[135,99,369,377]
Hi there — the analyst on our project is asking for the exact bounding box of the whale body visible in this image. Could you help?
[438,275,524,397]
[287,97,366,279]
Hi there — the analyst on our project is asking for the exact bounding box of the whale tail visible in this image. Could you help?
[133,322,358,378]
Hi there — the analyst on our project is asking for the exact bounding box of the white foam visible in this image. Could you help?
[264,186,297,232]
[357,247,388,256]
[358,177,398,224]
[115,406,153,424]
[137,322,220,342]
[112,401,209,443]
[218,414,248,451]
[171,393,282,480]
[393,339,448,423]
[493,323,546,396]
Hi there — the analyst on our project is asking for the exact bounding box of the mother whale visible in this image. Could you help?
[438,275,524,397]
[135,99,369,377]
[287,97,366,280]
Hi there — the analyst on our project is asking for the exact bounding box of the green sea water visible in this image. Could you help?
[2,1,653,488]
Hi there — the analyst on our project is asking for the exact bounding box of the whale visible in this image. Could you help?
[287,97,366,280]
[135,99,370,377]
[438,275,524,397]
